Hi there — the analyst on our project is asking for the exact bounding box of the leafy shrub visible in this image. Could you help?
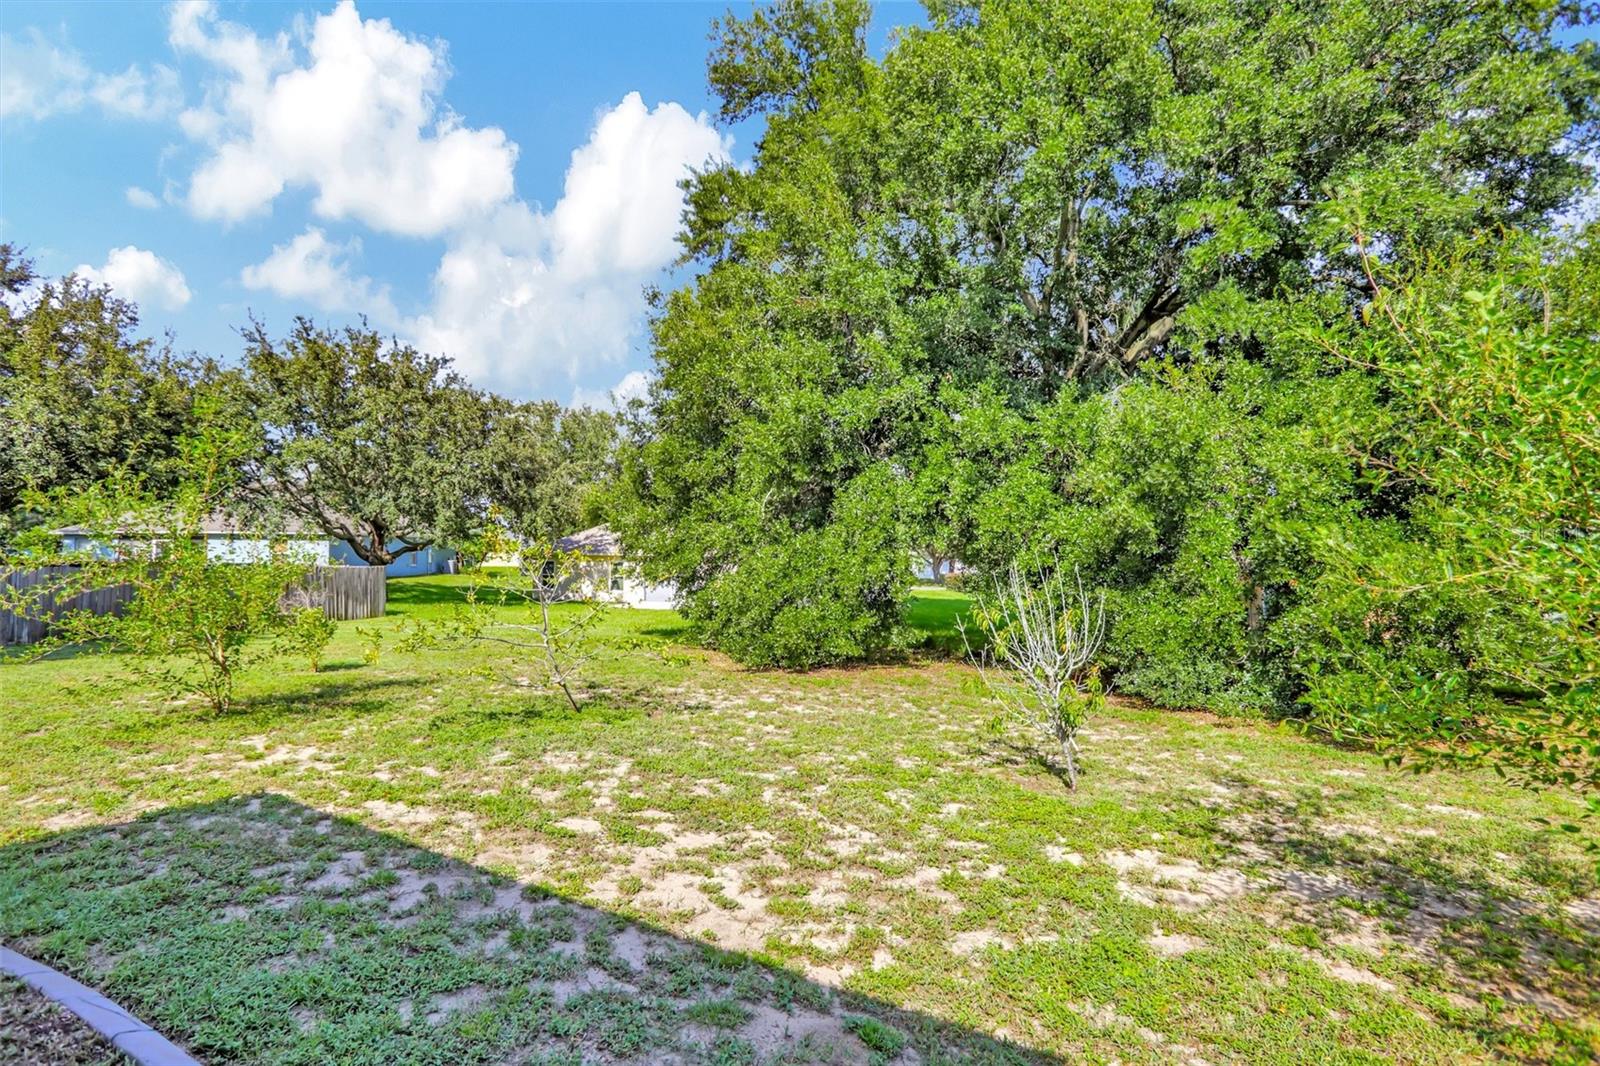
[682,469,910,669]
[355,623,383,666]
[1297,229,1600,803]
[278,606,336,672]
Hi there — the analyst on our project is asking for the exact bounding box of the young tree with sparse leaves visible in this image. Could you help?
[4,412,315,714]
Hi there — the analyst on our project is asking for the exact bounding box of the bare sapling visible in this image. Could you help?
[507,544,607,713]
[959,561,1107,789]
[416,524,608,713]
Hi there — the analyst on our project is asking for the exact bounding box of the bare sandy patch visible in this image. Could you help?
[306,850,366,891]
[1105,849,1248,911]
[425,985,492,1024]
[950,928,1014,956]
[1147,927,1205,957]
[361,799,441,827]
[610,924,655,970]
[1291,947,1397,993]
[738,1004,867,1063]
[548,967,636,1007]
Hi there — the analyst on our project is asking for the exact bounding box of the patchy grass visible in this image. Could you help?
[1,575,1597,1064]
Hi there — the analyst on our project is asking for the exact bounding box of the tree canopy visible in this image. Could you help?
[0,245,219,543]
[619,0,1599,673]
[239,319,495,567]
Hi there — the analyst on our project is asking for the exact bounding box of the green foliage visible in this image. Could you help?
[355,623,384,666]
[482,399,618,542]
[842,1014,906,1057]
[1298,229,1600,800]
[5,415,313,713]
[239,318,493,566]
[277,606,337,672]
[682,467,910,668]
[681,998,752,1030]
[0,245,222,545]
[621,0,1597,671]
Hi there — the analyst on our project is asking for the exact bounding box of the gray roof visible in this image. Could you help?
[556,524,622,557]
[54,511,319,537]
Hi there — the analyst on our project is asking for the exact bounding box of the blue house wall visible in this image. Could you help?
[328,540,455,577]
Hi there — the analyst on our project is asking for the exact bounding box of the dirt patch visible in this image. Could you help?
[305,850,366,891]
[1146,928,1205,957]
[548,967,635,1007]
[1290,947,1397,994]
[610,925,653,970]
[950,929,1014,957]
[1104,849,1248,911]
[738,1003,868,1063]
[361,799,441,826]
[425,985,492,1025]
[1043,845,1084,866]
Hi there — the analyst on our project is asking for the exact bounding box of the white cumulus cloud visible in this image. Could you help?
[171,0,516,235]
[408,92,729,396]
[125,186,161,210]
[77,246,192,310]
[241,226,397,322]
[573,369,653,411]
[0,29,180,122]
[169,1,730,397]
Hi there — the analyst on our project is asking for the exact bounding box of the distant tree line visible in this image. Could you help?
[0,246,619,562]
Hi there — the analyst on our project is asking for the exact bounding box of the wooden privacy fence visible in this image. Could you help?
[1,564,387,645]
[305,565,387,623]
[0,566,135,646]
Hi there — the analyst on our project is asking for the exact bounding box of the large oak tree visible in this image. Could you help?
[240,319,494,567]
[619,0,1598,666]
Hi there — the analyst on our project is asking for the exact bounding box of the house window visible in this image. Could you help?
[609,564,624,592]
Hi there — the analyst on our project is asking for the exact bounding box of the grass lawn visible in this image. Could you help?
[1,577,1596,1064]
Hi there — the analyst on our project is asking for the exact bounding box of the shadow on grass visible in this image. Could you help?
[218,675,433,726]
[384,574,526,615]
[969,731,1599,1056]
[0,638,135,664]
[0,795,1051,1065]
[1206,776,1600,1052]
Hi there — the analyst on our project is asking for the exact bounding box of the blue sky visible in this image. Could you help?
[0,1,918,404]
[4,4,1590,405]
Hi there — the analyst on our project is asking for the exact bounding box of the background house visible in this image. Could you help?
[556,525,677,610]
[55,513,456,577]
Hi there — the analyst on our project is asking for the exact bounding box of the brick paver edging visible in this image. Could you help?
[1,945,202,1065]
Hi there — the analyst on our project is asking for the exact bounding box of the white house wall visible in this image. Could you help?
[206,536,330,565]
[618,576,677,610]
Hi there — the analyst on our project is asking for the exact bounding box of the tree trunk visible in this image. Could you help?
[340,528,429,568]
[1055,720,1080,790]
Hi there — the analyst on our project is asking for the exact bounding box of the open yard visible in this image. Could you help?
[2,576,1597,1064]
